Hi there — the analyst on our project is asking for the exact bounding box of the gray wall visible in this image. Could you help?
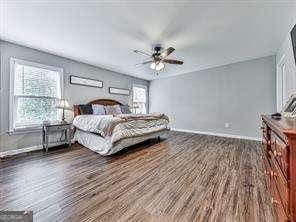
[150,56,276,139]
[0,41,149,152]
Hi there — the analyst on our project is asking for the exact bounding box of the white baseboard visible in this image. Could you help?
[171,128,261,141]
[0,129,260,158]
[0,145,43,158]
[0,140,77,158]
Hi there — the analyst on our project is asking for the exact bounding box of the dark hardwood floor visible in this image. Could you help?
[0,131,274,222]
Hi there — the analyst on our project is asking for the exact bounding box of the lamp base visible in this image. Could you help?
[60,109,68,124]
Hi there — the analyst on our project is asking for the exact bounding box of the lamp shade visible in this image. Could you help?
[56,99,71,110]
[150,62,165,71]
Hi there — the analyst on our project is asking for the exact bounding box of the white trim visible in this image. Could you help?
[171,128,261,141]
[0,48,3,91]
[9,58,15,132]
[7,127,41,135]
[0,140,76,157]
[11,58,63,72]
[276,54,286,112]
[9,58,64,132]
[154,54,275,80]
[133,83,148,89]
[0,145,43,158]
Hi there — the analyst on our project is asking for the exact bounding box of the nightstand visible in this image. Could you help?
[42,122,72,152]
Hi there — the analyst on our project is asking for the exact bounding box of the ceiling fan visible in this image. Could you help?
[134,45,183,71]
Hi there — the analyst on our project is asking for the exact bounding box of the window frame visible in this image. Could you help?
[9,58,64,133]
[132,84,148,114]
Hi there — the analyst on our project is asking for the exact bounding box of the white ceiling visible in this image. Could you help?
[1,1,296,80]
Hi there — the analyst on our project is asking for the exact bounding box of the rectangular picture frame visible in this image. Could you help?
[109,87,130,96]
[282,92,296,118]
[70,75,103,88]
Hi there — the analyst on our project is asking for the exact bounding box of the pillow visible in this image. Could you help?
[78,104,93,115]
[104,105,122,115]
[120,104,131,114]
[92,104,105,115]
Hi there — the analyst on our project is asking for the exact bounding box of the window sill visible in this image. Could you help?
[8,120,64,135]
[8,126,42,135]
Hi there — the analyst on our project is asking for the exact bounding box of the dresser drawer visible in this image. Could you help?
[262,137,269,157]
[44,124,71,132]
[263,154,271,190]
[269,151,289,216]
[270,177,289,222]
[262,121,269,141]
[261,116,296,222]
[270,132,288,179]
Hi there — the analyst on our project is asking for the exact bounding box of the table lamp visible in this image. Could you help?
[128,102,140,114]
[56,99,71,123]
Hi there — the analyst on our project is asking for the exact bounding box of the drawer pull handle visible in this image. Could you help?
[270,171,278,177]
[262,141,266,146]
[262,140,271,146]
[273,150,282,157]
[271,197,280,205]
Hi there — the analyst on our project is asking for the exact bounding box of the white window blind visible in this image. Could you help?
[10,59,63,130]
[133,85,147,114]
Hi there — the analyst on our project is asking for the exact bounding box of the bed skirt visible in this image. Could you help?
[74,128,169,155]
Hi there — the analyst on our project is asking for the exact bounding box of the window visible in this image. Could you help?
[10,58,63,131]
[132,85,147,114]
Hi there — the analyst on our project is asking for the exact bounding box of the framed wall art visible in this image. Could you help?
[109,87,130,96]
[282,92,296,118]
[70,75,103,88]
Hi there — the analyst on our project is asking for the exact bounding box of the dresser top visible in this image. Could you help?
[262,115,296,136]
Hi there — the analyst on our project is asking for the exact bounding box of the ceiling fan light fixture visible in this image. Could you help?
[150,62,165,71]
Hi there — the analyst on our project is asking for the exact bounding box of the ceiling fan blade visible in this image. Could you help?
[133,50,151,57]
[160,47,175,58]
[135,61,153,66]
[163,59,183,65]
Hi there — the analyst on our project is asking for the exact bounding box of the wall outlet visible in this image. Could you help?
[225,123,230,128]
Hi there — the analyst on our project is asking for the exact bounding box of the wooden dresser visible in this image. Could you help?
[261,115,296,221]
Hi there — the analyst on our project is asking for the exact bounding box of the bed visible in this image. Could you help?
[73,99,170,155]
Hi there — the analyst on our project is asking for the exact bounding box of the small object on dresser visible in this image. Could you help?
[42,122,72,152]
[271,112,281,120]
